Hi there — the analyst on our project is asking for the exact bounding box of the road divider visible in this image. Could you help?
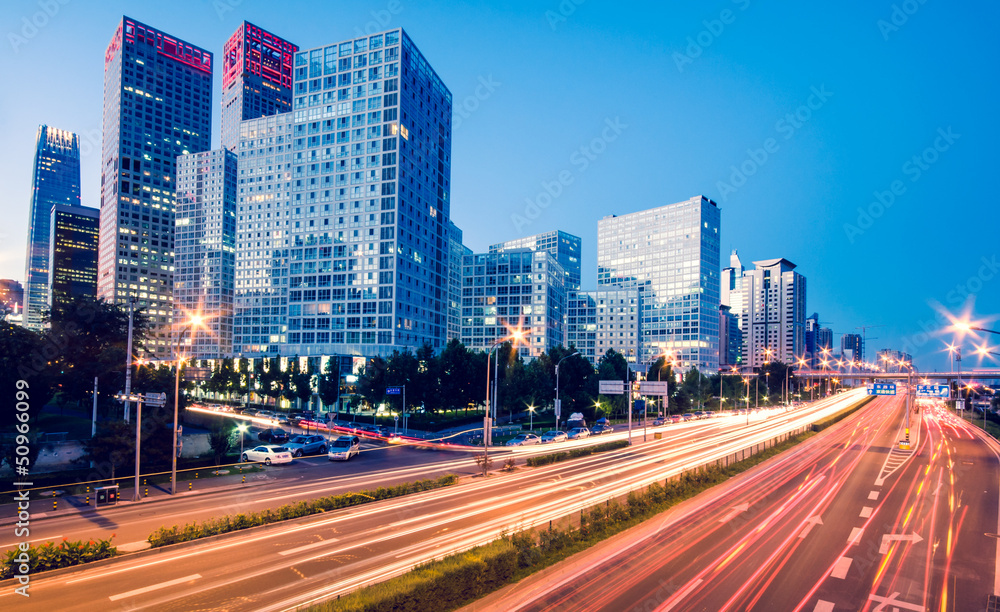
[525,440,629,467]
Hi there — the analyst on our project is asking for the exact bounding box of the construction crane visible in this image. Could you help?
[855,324,885,364]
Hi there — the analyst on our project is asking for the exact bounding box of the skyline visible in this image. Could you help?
[2,1,997,371]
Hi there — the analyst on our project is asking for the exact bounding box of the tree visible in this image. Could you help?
[357,356,388,409]
[208,425,233,465]
[84,420,134,480]
[597,349,630,420]
[0,323,49,429]
[291,358,314,411]
[317,358,341,412]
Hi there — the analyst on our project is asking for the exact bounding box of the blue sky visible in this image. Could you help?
[1,0,997,371]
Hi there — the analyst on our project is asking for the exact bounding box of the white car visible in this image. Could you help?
[567,427,591,440]
[541,430,568,444]
[505,433,541,446]
[328,435,361,461]
[242,445,293,465]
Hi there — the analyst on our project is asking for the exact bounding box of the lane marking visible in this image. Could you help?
[109,574,201,601]
[798,515,824,539]
[0,534,62,547]
[663,578,704,611]
[831,556,852,579]
[860,506,873,518]
[868,490,879,500]
[848,527,864,545]
[813,600,835,612]
[279,537,340,556]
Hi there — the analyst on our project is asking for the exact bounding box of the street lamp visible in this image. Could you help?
[554,350,580,428]
[237,423,248,459]
[172,312,204,495]
[483,329,524,470]
[527,404,535,431]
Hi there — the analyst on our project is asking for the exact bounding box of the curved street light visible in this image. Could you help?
[171,312,205,495]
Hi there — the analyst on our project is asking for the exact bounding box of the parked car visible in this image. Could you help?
[284,434,327,457]
[258,428,290,444]
[541,430,568,444]
[242,445,293,465]
[669,415,682,423]
[590,424,614,435]
[328,435,361,461]
[505,433,542,446]
[567,427,591,440]
[652,418,666,426]
[681,413,696,422]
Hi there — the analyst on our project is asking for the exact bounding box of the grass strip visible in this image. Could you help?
[811,395,875,431]
[312,430,817,612]
[147,474,458,547]
[525,440,629,467]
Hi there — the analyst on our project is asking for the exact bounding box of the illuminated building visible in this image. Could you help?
[566,289,640,366]
[47,204,99,311]
[23,126,80,331]
[97,16,213,360]
[448,221,470,342]
[461,249,565,358]
[221,21,297,152]
[598,196,722,371]
[174,149,238,359]
[490,230,582,291]
[740,258,806,368]
[0,280,24,323]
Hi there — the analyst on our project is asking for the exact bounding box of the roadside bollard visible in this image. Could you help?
[195,473,199,479]
[86,495,90,505]
[144,487,148,497]
[53,500,57,511]
[242,475,246,484]
[143,478,147,486]
[189,482,193,491]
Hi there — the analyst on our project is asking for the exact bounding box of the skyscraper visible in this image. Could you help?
[174,149,238,359]
[233,28,453,359]
[720,249,745,367]
[220,22,297,152]
[48,204,99,310]
[597,196,721,370]
[23,126,81,331]
[740,258,806,368]
[490,230,582,291]
[566,288,640,366]
[841,333,863,364]
[97,16,213,360]
[447,221,470,342]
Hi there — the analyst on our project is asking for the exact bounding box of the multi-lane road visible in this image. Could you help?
[0,391,876,610]
[470,396,1000,612]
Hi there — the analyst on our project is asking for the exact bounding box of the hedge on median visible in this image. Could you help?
[147,474,459,547]
[811,395,875,432]
[0,537,118,580]
[525,440,629,467]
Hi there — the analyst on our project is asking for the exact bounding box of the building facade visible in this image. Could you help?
[719,304,741,368]
[221,21,297,151]
[461,249,565,359]
[720,249,745,367]
[174,149,238,359]
[740,258,806,368]
[597,195,721,370]
[48,205,99,311]
[841,333,863,364]
[490,230,582,291]
[1,280,24,322]
[23,126,81,331]
[233,28,453,359]
[447,221,470,342]
[805,313,821,367]
[97,16,213,360]
[566,288,640,366]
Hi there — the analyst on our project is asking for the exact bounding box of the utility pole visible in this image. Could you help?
[123,297,136,422]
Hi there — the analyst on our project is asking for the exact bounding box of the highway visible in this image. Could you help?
[469,396,1000,612]
[0,391,869,610]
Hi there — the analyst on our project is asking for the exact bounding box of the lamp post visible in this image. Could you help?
[528,404,535,431]
[123,296,137,423]
[171,314,203,495]
[484,330,523,470]
[237,423,248,459]
[554,350,579,429]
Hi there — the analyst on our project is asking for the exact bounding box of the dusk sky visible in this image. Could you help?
[2,0,997,371]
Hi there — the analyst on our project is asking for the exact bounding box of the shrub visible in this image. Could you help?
[1,537,118,579]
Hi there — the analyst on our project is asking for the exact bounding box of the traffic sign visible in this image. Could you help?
[866,383,896,396]
[386,387,402,395]
[640,381,669,396]
[599,380,624,395]
[915,384,949,398]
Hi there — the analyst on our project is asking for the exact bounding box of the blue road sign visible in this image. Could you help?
[915,384,950,398]
[866,383,896,396]
[386,387,402,395]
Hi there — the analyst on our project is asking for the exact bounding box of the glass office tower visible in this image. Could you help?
[23,126,81,330]
[47,204,99,311]
[97,16,213,360]
[490,230,582,291]
[598,195,721,371]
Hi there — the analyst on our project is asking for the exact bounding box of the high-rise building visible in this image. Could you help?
[740,258,806,368]
[817,326,833,361]
[841,333,863,364]
[48,205,99,310]
[220,21,297,152]
[461,249,565,358]
[174,149,238,359]
[447,221,470,342]
[490,230,582,291]
[233,28,453,359]
[805,313,820,367]
[597,196,721,371]
[97,17,212,359]
[97,17,213,360]
[720,249,745,367]
[566,288,640,366]
[1,280,24,322]
[719,304,740,368]
[23,126,81,331]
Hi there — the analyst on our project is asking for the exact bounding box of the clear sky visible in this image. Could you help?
[2,0,997,372]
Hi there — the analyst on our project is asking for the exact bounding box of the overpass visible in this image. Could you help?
[794,369,1000,382]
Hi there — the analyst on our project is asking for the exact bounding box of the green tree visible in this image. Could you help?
[318,358,341,413]
[84,420,134,480]
[208,425,234,465]
[291,358,314,411]
[597,349,630,420]
[0,323,49,429]
[357,356,388,409]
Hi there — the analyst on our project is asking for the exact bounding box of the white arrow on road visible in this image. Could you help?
[718,502,750,523]
[797,515,824,539]
[879,532,924,554]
